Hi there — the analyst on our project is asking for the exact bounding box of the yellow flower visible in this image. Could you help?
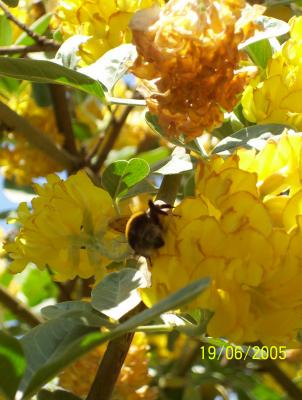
[4,171,130,281]
[242,16,302,129]
[53,0,163,65]
[142,132,302,345]
[130,0,262,139]
[0,84,64,185]
[59,332,157,400]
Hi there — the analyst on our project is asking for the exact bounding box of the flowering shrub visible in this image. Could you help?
[0,1,302,399]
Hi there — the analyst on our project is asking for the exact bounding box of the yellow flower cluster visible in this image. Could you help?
[59,333,157,400]
[4,171,129,281]
[53,0,163,65]
[242,16,302,129]
[0,85,64,185]
[142,131,302,345]
[130,0,261,139]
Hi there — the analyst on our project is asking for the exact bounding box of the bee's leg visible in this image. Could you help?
[146,256,153,268]
[171,211,181,218]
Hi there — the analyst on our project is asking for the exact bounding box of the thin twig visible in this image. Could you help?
[49,85,78,157]
[0,100,79,170]
[0,43,60,55]
[91,105,133,172]
[0,285,43,327]
[86,303,145,400]
[85,133,104,164]
[108,97,147,107]
[0,0,59,46]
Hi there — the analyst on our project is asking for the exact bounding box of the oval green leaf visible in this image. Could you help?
[15,13,52,46]
[154,147,193,175]
[2,0,18,7]
[0,331,26,400]
[212,124,295,155]
[91,269,148,320]
[21,277,209,398]
[0,57,105,100]
[79,44,137,92]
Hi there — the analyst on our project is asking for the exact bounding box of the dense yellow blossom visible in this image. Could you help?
[4,171,130,281]
[53,0,163,65]
[142,131,302,345]
[242,16,302,129]
[130,0,262,139]
[0,85,64,185]
[59,333,157,400]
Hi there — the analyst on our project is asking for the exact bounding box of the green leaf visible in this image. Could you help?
[138,147,171,166]
[38,390,81,400]
[19,317,95,399]
[55,35,89,70]
[239,16,289,50]
[0,58,105,100]
[80,44,137,92]
[249,384,283,400]
[185,137,209,159]
[145,112,184,146]
[22,268,58,307]
[154,147,193,175]
[72,121,93,141]
[21,277,209,398]
[245,39,273,70]
[102,158,150,200]
[31,83,52,107]
[1,0,18,7]
[91,269,148,320]
[212,124,294,155]
[0,15,13,46]
[120,178,157,199]
[0,331,26,399]
[145,112,207,157]
[0,209,13,219]
[15,14,52,46]
[41,301,114,328]
[0,77,20,94]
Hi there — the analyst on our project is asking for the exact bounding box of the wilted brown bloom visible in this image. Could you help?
[130,0,262,139]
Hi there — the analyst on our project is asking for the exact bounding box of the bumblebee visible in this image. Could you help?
[125,200,172,257]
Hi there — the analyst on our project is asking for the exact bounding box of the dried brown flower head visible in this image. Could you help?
[130,0,262,139]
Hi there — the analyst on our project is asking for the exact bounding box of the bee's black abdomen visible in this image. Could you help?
[126,200,172,257]
[153,236,164,249]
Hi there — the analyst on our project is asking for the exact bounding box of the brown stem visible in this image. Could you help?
[0,43,60,55]
[86,332,134,400]
[0,0,59,46]
[91,105,133,172]
[86,303,145,400]
[0,100,78,170]
[49,85,77,157]
[0,285,43,327]
[85,133,104,164]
